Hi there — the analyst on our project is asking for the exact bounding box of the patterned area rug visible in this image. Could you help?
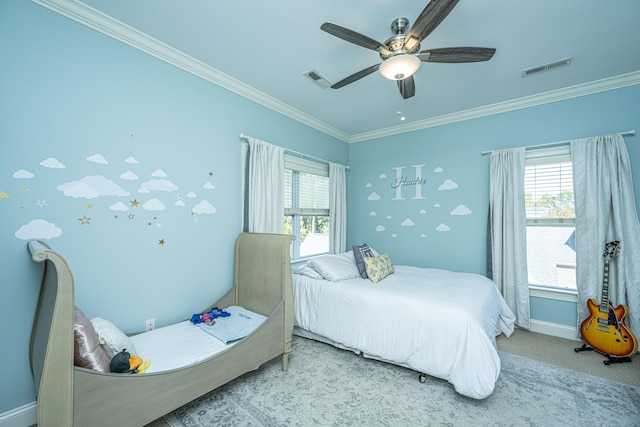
[165,336,640,427]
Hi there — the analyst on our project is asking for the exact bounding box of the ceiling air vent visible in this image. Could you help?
[304,70,332,88]
[522,57,572,77]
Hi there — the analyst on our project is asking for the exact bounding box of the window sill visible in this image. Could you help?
[529,285,577,303]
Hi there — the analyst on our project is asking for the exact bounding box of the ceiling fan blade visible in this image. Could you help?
[403,0,460,53]
[321,22,393,56]
[397,76,416,99]
[331,63,381,89]
[418,47,496,63]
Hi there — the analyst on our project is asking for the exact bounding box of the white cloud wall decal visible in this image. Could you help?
[15,219,62,240]
[109,201,129,211]
[192,200,216,214]
[40,157,65,169]
[438,179,458,190]
[86,154,108,164]
[13,170,34,179]
[138,179,178,192]
[143,198,166,211]
[58,175,130,199]
[120,171,138,180]
[450,205,472,215]
[436,223,450,232]
[401,218,415,226]
[368,192,381,201]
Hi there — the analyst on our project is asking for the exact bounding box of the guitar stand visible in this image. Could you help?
[574,344,633,365]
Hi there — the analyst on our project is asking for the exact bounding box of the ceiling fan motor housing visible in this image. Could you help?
[380,17,420,60]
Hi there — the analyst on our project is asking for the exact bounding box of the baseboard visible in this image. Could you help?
[530,319,581,341]
[0,403,36,427]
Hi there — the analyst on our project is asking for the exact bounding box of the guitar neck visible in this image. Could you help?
[599,259,610,313]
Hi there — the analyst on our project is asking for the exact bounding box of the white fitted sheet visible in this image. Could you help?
[129,321,237,373]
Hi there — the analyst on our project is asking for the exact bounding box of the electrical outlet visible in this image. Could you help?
[145,318,155,331]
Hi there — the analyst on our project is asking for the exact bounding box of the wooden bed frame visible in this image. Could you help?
[28,232,294,427]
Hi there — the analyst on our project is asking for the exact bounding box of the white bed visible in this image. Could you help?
[292,250,515,400]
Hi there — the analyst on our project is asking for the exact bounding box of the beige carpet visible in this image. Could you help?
[144,329,638,427]
[496,328,639,388]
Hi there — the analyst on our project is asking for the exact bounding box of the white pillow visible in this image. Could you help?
[90,317,137,358]
[292,264,325,280]
[307,253,360,281]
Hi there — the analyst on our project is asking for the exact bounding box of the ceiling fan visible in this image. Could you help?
[321,0,495,99]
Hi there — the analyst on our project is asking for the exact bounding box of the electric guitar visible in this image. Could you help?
[580,241,637,358]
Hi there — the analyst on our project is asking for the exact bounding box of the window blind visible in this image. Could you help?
[525,146,574,221]
[285,156,329,215]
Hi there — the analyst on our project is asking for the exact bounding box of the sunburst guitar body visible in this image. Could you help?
[579,241,638,358]
[580,299,637,357]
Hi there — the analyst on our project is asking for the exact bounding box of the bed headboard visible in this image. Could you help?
[28,240,75,424]
[234,232,294,353]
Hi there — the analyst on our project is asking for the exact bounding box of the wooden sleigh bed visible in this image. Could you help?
[28,232,293,427]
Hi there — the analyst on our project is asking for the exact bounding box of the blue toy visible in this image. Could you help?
[190,307,231,326]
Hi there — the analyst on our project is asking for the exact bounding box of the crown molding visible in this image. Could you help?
[31,0,351,143]
[31,0,640,145]
[348,71,640,143]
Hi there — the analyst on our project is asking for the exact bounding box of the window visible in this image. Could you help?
[525,146,576,289]
[284,155,330,259]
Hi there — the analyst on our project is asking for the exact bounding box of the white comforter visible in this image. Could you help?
[293,265,515,399]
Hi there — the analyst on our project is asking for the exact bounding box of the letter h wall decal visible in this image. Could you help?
[391,165,426,200]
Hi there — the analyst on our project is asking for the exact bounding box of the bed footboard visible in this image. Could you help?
[234,232,295,370]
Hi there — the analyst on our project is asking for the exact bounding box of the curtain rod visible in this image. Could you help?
[481,129,636,155]
[240,133,349,169]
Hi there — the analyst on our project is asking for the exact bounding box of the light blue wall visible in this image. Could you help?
[347,84,640,328]
[3,0,639,417]
[0,1,347,413]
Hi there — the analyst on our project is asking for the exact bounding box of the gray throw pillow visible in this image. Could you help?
[353,243,375,278]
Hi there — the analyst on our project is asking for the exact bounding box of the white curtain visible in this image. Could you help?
[489,148,530,329]
[246,137,284,233]
[571,133,640,335]
[329,162,347,253]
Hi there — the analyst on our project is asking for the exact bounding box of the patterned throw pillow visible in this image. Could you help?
[363,252,394,284]
[353,243,375,278]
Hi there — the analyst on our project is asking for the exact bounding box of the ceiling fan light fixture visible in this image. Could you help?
[379,54,421,80]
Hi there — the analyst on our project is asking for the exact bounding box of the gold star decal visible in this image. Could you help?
[114,215,119,219]
[0,190,9,200]
[20,185,29,192]
[209,171,213,176]
[87,203,94,209]
[159,239,166,246]
[79,215,91,225]
[128,213,135,220]
[130,199,139,207]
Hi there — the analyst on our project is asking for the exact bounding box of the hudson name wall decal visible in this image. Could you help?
[391,165,427,200]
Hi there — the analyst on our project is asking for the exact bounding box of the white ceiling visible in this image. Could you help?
[35,0,640,142]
